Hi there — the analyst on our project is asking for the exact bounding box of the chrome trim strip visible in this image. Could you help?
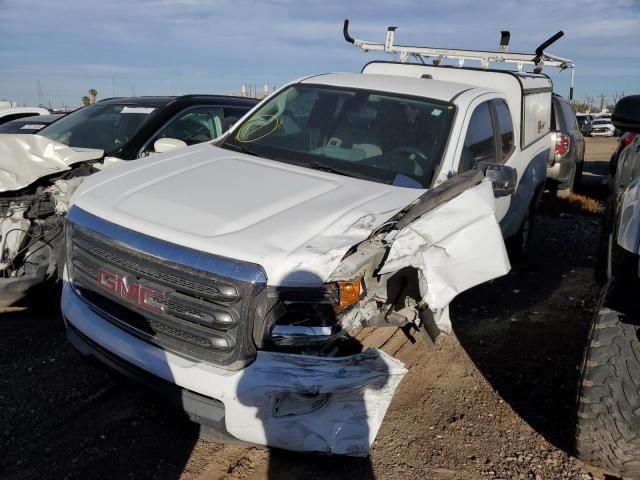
[67,206,267,284]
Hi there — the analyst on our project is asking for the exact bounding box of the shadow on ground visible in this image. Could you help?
[0,306,200,480]
[452,158,609,455]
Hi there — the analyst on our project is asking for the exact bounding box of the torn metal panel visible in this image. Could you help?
[0,134,103,192]
[380,180,510,309]
[226,349,407,456]
[48,177,86,215]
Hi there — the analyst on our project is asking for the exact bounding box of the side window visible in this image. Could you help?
[459,102,496,172]
[493,99,515,161]
[145,107,225,154]
[222,107,249,133]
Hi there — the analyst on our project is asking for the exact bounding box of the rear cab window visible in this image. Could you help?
[493,99,515,162]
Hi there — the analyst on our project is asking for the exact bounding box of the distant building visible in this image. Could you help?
[234,82,275,100]
[0,99,18,109]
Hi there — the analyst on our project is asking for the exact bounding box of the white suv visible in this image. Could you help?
[591,117,616,136]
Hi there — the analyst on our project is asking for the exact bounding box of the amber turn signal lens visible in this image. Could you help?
[335,278,362,313]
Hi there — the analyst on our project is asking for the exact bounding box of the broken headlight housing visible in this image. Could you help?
[256,278,363,351]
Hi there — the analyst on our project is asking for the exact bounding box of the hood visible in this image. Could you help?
[0,134,104,193]
[73,143,425,286]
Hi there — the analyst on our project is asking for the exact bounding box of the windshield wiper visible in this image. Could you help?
[307,162,352,176]
[220,141,263,158]
[307,162,379,183]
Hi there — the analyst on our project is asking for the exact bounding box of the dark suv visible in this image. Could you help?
[546,94,585,197]
[36,94,259,160]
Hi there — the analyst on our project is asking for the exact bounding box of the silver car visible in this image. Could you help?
[546,94,585,197]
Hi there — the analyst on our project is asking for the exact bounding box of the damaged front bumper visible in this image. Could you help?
[61,282,407,456]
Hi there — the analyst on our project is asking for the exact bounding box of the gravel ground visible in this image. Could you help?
[0,137,620,479]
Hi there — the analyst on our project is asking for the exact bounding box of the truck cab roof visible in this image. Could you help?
[97,94,258,109]
[301,72,485,103]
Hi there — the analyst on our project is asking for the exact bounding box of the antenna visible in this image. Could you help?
[37,80,43,107]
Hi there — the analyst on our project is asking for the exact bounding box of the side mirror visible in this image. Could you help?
[153,137,187,153]
[612,95,640,134]
[474,161,518,197]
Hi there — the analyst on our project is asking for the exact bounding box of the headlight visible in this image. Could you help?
[263,277,364,349]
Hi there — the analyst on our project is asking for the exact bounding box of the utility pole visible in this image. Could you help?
[37,80,43,107]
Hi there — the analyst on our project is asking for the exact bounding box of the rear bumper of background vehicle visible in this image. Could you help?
[546,156,576,184]
[61,281,407,456]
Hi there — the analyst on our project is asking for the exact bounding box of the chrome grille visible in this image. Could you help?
[73,236,238,302]
[66,207,266,369]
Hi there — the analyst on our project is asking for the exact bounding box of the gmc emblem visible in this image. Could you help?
[97,270,163,313]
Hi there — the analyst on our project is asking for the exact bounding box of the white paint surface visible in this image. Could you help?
[72,143,425,286]
[617,178,640,255]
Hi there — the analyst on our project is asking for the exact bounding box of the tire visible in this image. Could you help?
[505,206,533,263]
[595,196,616,284]
[574,159,584,190]
[575,304,640,479]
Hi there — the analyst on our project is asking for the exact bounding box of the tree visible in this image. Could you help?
[81,96,91,106]
[88,89,97,104]
[571,97,595,113]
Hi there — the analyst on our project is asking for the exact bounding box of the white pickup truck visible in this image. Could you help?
[61,25,571,456]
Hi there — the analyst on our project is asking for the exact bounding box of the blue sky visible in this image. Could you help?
[0,0,638,108]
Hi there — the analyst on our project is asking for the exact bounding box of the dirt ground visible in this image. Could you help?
[0,137,620,480]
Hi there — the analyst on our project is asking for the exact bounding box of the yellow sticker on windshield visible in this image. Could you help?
[236,115,283,143]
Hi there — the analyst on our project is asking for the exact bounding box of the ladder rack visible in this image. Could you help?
[343,19,575,99]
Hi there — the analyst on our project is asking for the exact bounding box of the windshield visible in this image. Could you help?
[221,84,455,188]
[39,104,157,155]
[593,119,610,125]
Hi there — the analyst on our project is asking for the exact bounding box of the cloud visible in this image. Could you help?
[0,0,638,105]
